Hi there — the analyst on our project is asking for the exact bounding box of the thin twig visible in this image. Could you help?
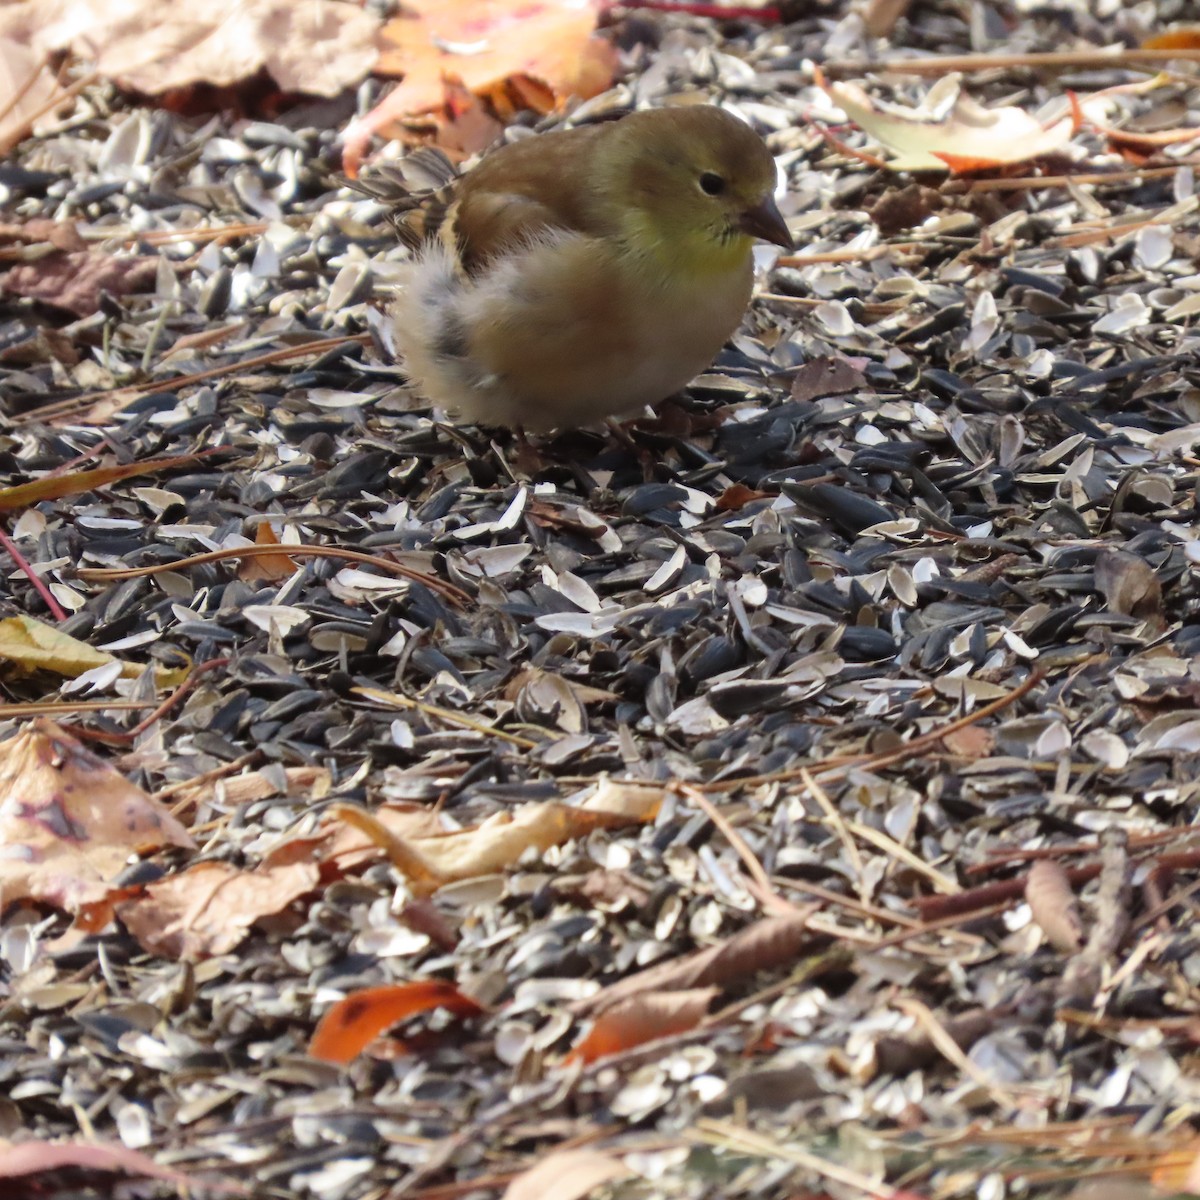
[75,542,470,606]
[12,333,372,424]
[698,671,1040,792]
[676,782,796,915]
[822,49,1200,76]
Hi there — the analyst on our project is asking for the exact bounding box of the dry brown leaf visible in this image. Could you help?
[316,784,662,893]
[342,0,615,173]
[825,77,1074,172]
[714,483,770,512]
[789,356,867,403]
[566,987,718,1064]
[0,250,159,316]
[1094,549,1163,621]
[0,38,61,150]
[0,218,87,255]
[1024,860,1084,953]
[502,1147,630,1200]
[238,520,300,582]
[0,720,194,913]
[328,792,662,897]
[0,614,186,686]
[312,802,449,871]
[0,0,379,98]
[579,909,818,1014]
[941,724,996,758]
[116,859,319,960]
[167,765,331,813]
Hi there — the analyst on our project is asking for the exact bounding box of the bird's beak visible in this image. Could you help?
[738,196,794,250]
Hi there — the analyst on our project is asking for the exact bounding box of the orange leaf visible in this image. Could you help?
[239,520,299,582]
[342,0,614,174]
[309,980,483,1063]
[565,987,717,1065]
[0,453,206,510]
[715,483,769,512]
[1142,29,1200,50]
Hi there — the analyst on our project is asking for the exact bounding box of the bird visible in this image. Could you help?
[356,105,794,432]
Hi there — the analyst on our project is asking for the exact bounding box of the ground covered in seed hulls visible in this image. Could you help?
[4,2,1200,1198]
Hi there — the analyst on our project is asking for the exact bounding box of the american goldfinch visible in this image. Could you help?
[359,106,793,432]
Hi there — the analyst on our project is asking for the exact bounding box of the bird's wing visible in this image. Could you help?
[349,149,461,252]
[357,125,613,275]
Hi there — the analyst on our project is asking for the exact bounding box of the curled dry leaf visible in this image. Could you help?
[565,986,719,1065]
[322,784,663,895]
[502,1147,629,1200]
[0,0,379,98]
[825,77,1074,171]
[116,860,319,960]
[0,615,188,688]
[0,719,194,913]
[1025,860,1084,953]
[1093,549,1164,622]
[309,980,483,1063]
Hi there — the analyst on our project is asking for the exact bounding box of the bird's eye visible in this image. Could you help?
[699,172,726,196]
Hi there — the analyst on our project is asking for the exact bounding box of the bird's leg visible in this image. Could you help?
[605,418,658,482]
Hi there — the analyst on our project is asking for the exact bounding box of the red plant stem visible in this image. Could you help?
[0,524,69,621]
[915,848,1200,922]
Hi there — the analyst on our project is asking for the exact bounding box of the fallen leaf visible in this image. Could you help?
[170,765,332,815]
[0,0,379,98]
[566,987,718,1064]
[789,355,867,403]
[116,859,319,960]
[502,1147,630,1200]
[309,979,483,1063]
[238,519,299,582]
[320,783,662,895]
[825,77,1074,172]
[1094,549,1163,622]
[0,1137,247,1193]
[715,483,771,512]
[1025,860,1084,953]
[0,249,159,316]
[0,218,87,254]
[0,38,61,151]
[0,614,184,686]
[941,725,996,758]
[0,720,194,913]
[1142,28,1200,50]
[342,0,615,173]
[0,452,206,510]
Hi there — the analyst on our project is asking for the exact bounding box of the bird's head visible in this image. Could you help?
[599,105,794,274]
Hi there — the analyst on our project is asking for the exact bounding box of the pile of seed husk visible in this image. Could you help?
[3,1,1200,1198]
